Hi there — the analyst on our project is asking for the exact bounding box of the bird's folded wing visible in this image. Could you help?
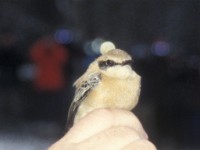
[66,73,101,129]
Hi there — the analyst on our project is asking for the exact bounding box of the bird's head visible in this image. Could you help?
[93,49,137,79]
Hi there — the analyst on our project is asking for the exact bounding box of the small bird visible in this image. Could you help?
[66,47,141,129]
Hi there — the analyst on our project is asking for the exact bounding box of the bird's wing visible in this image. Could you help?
[66,73,101,129]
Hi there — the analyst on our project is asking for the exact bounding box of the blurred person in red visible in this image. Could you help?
[30,36,69,91]
[29,35,69,124]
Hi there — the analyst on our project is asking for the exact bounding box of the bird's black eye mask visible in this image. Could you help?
[98,59,132,70]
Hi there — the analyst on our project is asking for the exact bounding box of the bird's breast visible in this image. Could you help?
[74,74,141,123]
[87,74,141,110]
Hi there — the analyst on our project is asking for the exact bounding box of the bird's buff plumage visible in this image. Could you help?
[66,48,141,129]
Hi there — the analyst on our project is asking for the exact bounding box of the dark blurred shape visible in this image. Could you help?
[136,56,200,148]
[30,36,68,91]
[0,33,23,88]
[0,32,25,126]
[0,32,23,89]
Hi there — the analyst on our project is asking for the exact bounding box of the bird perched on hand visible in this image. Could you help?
[66,45,141,129]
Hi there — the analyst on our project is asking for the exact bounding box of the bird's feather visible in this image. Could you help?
[66,73,101,129]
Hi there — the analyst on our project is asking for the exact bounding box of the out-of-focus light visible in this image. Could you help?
[100,41,116,54]
[151,41,171,57]
[131,44,149,59]
[18,64,35,81]
[83,41,95,56]
[91,38,104,54]
[54,29,74,44]
[84,39,116,56]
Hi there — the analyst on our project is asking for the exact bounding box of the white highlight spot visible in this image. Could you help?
[100,41,116,54]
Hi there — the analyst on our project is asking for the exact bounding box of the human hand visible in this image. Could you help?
[48,109,156,150]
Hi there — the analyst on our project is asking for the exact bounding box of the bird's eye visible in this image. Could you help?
[106,60,115,66]
[98,60,116,70]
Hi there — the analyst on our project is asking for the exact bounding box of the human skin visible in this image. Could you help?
[48,109,156,150]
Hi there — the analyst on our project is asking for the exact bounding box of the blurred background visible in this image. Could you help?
[0,0,200,149]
